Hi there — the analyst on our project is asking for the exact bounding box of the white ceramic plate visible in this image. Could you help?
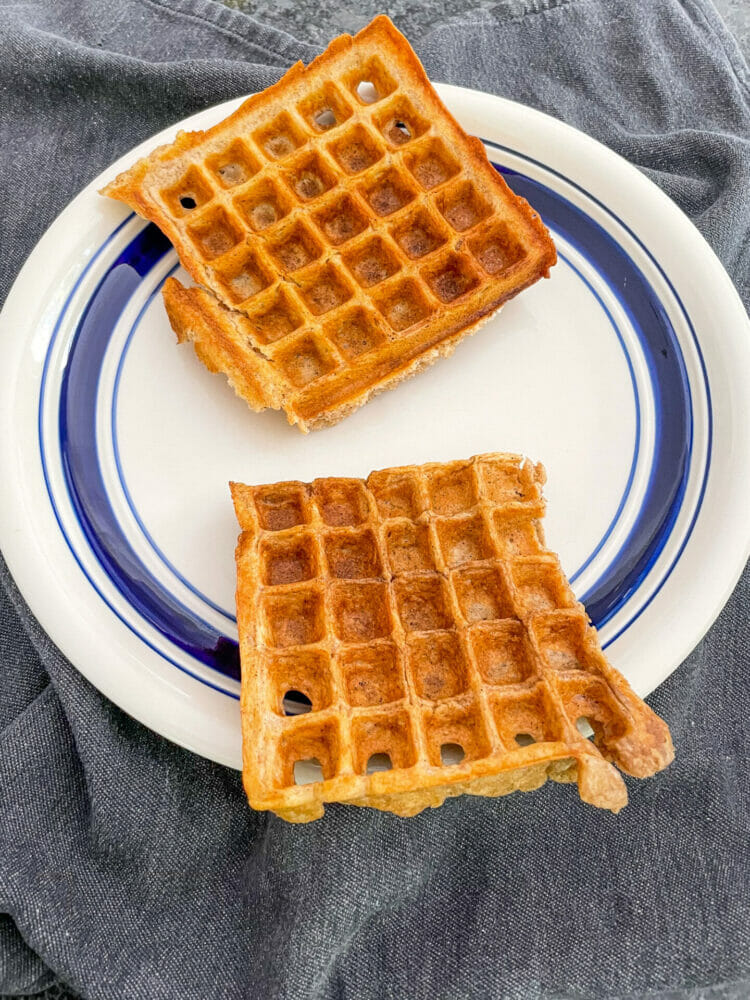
[1,86,749,769]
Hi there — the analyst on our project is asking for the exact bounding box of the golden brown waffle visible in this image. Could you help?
[102,16,556,431]
[230,453,673,822]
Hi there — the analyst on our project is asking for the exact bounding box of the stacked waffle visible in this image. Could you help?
[231,453,673,822]
[102,15,556,430]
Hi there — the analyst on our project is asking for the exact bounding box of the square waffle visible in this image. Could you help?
[102,16,556,431]
[230,453,673,822]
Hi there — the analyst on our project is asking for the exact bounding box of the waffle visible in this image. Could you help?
[102,16,556,431]
[230,453,673,822]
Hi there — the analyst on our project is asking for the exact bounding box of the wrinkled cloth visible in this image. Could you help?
[1,1,749,997]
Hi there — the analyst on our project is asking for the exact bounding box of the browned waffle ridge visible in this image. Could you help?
[230,453,673,822]
[102,16,556,431]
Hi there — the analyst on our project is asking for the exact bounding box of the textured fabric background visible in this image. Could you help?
[0,1,749,998]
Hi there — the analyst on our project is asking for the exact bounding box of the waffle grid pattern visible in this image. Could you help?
[232,454,674,822]
[159,74,530,392]
[105,17,556,429]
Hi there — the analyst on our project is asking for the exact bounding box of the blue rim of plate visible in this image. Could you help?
[39,140,710,699]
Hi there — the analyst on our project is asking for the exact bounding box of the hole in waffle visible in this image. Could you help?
[394,575,453,633]
[253,111,307,160]
[234,176,293,232]
[293,758,324,785]
[368,472,422,519]
[267,219,323,273]
[422,252,480,304]
[283,690,313,715]
[491,684,559,749]
[261,533,317,586]
[206,138,260,189]
[576,716,594,738]
[385,522,435,574]
[331,582,392,642]
[425,463,478,515]
[470,621,536,685]
[297,82,352,133]
[478,458,539,503]
[352,710,416,774]
[557,676,628,746]
[297,262,353,316]
[408,632,470,701]
[280,718,340,786]
[532,614,595,672]
[315,108,337,130]
[339,644,404,707]
[373,95,428,148]
[161,165,214,217]
[341,234,401,288]
[311,191,370,246]
[328,123,384,175]
[284,150,338,202]
[435,514,493,568]
[468,220,527,275]
[244,286,305,345]
[267,649,333,716]
[212,246,273,305]
[355,80,379,103]
[403,136,460,191]
[440,742,465,766]
[186,206,243,261]
[313,480,369,526]
[435,179,492,233]
[453,566,515,623]
[389,205,448,260]
[275,335,337,388]
[323,306,386,360]
[359,166,417,217]
[366,752,393,773]
[263,587,325,648]
[372,277,433,333]
[492,511,544,558]
[253,483,308,531]
[324,528,382,579]
[510,560,575,615]
[424,700,491,766]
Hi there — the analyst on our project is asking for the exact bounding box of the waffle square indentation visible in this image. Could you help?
[385,521,435,574]
[328,122,384,175]
[262,586,325,648]
[206,139,261,189]
[331,581,392,642]
[339,644,404,707]
[394,574,453,633]
[407,632,470,701]
[323,527,382,579]
[253,483,309,531]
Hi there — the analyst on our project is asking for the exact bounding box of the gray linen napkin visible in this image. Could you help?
[1,1,749,997]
